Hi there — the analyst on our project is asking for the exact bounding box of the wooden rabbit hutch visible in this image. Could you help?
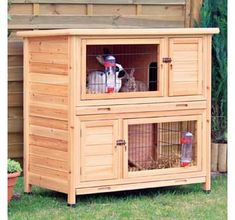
[18,28,219,206]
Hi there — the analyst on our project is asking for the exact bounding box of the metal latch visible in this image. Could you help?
[162,57,172,63]
[116,139,126,145]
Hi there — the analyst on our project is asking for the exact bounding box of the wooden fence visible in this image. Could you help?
[8,0,202,165]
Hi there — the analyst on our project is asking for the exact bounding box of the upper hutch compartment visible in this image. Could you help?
[18,28,219,106]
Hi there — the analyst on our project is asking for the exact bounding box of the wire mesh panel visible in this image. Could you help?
[86,44,159,94]
[128,121,197,172]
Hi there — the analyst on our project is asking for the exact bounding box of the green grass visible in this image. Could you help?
[8,176,227,220]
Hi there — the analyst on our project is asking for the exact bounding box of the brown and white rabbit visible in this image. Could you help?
[120,68,147,92]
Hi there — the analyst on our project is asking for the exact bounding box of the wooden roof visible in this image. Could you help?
[17,28,219,37]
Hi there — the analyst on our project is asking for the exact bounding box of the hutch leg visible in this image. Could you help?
[24,182,32,194]
[67,192,76,207]
[202,176,211,193]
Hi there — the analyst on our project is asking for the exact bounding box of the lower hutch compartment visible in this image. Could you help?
[76,109,207,195]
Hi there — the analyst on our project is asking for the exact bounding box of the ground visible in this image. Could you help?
[8,175,227,220]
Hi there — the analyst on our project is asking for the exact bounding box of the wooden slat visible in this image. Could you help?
[8,81,23,93]
[8,41,23,55]
[29,124,68,141]
[11,0,186,5]
[8,55,23,66]
[30,93,68,105]
[29,52,68,65]
[30,73,68,85]
[29,173,68,193]
[29,37,68,54]
[8,93,23,107]
[8,133,23,144]
[9,15,184,29]
[29,164,68,180]
[8,66,23,81]
[29,62,68,75]
[84,145,113,156]
[85,133,113,145]
[8,107,23,119]
[29,82,68,97]
[8,118,23,133]
[29,154,68,171]
[30,105,68,120]
[29,135,68,152]
[29,116,68,130]
[8,143,23,158]
[85,155,113,167]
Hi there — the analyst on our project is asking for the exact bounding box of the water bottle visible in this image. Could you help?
[180,132,193,167]
[104,55,116,93]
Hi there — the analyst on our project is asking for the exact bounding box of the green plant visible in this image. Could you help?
[195,0,227,143]
[8,159,22,174]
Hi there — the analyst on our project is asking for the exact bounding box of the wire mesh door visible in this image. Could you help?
[81,39,164,100]
[124,116,200,176]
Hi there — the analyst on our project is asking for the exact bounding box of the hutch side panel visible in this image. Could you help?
[25,36,70,193]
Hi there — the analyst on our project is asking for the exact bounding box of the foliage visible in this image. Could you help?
[195,0,227,142]
[8,159,22,174]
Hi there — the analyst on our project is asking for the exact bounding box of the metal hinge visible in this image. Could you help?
[162,57,172,63]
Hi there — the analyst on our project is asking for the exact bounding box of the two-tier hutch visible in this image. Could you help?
[17,28,219,206]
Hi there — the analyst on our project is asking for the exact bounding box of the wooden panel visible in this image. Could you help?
[29,154,68,171]
[30,93,68,105]
[30,62,68,75]
[9,15,184,30]
[8,143,23,158]
[81,120,119,182]
[28,36,68,54]
[11,0,186,5]
[29,83,68,97]
[29,164,68,180]
[29,125,68,141]
[29,173,68,193]
[169,38,203,96]
[30,116,68,130]
[8,93,23,107]
[29,135,68,152]
[29,52,68,65]
[30,105,68,120]
[30,73,68,85]
[8,66,23,81]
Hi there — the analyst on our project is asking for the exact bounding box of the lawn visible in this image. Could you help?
[8,175,227,220]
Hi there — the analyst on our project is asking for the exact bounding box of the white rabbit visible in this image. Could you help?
[87,71,106,94]
[120,68,147,92]
[96,55,126,92]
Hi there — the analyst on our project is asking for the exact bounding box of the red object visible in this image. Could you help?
[181,137,192,144]
[107,87,114,93]
[8,172,21,202]
[104,62,115,68]
[181,162,190,167]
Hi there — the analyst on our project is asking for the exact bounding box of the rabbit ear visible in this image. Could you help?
[130,68,135,77]
[96,55,105,65]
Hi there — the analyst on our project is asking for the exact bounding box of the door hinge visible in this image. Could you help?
[162,57,172,63]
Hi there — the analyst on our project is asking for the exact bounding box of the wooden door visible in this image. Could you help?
[169,38,203,96]
[80,120,119,182]
[123,114,203,179]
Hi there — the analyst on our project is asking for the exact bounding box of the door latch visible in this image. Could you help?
[162,57,172,63]
[116,139,126,146]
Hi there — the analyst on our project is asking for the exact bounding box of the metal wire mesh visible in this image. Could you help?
[128,121,197,172]
[86,44,158,94]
